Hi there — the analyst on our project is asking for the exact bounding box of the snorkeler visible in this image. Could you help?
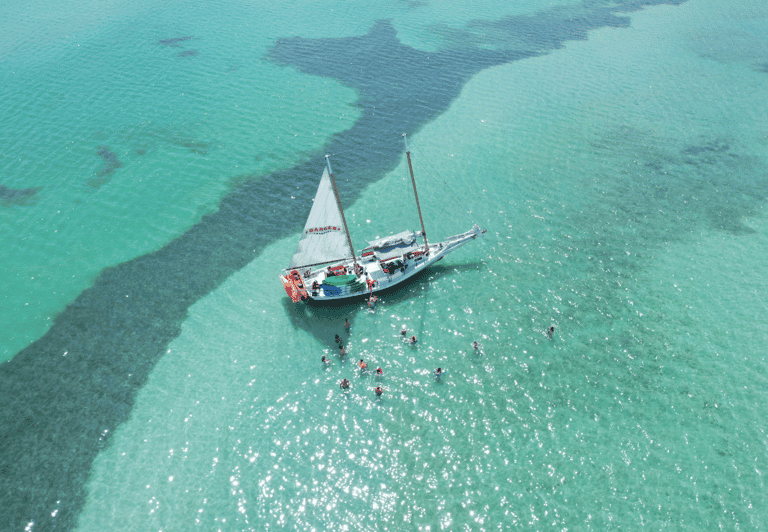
[375,367,383,376]
[335,334,341,344]
[358,359,368,371]
[434,367,443,378]
[374,386,384,396]
[321,355,330,366]
[340,378,350,390]
[409,335,418,345]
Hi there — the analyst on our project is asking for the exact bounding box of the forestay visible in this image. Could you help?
[288,168,351,269]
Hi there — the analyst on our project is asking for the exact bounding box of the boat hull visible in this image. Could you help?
[281,224,484,304]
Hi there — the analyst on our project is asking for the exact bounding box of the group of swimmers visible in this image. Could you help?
[400,327,418,345]
[330,344,385,396]
[324,319,441,397]
[325,318,386,396]
[326,315,556,397]
[338,375,384,396]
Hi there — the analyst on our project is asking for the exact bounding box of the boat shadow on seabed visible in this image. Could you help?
[280,261,484,345]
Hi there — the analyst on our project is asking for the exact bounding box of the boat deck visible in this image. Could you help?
[283,224,483,302]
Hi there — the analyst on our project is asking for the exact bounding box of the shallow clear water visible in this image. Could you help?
[2,0,768,530]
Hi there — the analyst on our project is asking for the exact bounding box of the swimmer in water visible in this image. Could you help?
[472,340,480,350]
[339,344,346,356]
[321,355,330,366]
[400,327,407,337]
[340,378,350,390]
[335,334,341,344]
[344,318,351,333]
[410,335,418,345]
[358,359,368,371]
[375,367,383,376]
[374,386,384,396]
[368,295,378,308]
[434,367,443,378]
[547,326,554,338]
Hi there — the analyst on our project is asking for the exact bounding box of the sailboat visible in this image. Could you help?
[281,134,485,303]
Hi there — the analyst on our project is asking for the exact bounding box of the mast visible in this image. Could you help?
[403,134,429,253]
[326,155,358,269]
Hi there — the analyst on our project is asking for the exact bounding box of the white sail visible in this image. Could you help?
[288,167,351,269]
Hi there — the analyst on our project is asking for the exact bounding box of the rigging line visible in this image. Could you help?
[411,144,480,226]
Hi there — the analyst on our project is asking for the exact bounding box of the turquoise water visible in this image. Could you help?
[2,0,768,530]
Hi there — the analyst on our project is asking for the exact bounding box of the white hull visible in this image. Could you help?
[283,224,484,303]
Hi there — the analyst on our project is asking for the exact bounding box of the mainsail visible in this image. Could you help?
[288,167,351,269]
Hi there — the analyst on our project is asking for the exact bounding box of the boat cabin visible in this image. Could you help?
[381,258,405,274]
